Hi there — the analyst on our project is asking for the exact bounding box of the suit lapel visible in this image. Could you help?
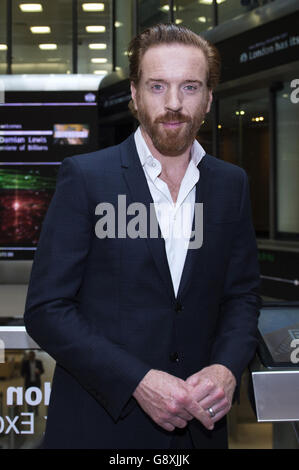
[176,156,212,300]
[119,134,212,301]
[120,135,175,300]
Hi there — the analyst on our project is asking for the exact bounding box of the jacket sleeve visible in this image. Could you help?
[23,156,151,422]
[209,169,261,395]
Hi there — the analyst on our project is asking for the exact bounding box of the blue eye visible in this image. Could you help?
[184,85,197,91]
[152,84,164,91]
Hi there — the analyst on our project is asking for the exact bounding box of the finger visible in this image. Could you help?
[213,397,231,415]
[188,378,215,403]
[205,398,231,423]
[199,387,226,410]
[171,416,188,429]
[177,409,194,422]
[185,374,199,386]
[209,405,229,424]
[186,401,214,430]
[159,415,187,432]
[161,421,175,432]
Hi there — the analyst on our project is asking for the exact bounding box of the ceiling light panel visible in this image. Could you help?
[19,3,43,12]
[93,70,107,75]
[39,44,57,50]
[91,58,107,63]
[88,43,107,49]
[30,26,51,34]
[82,3,105,12]
[86,26,106,33]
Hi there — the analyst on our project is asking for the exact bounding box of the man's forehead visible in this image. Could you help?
[142,43,206,61]
[140,44,208,78]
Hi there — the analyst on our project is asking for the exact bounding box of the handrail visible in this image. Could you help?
[261,275,299,286]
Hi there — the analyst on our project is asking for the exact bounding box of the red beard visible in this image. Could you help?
[136,103,208,156]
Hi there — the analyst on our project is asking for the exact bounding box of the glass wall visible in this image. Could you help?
[218,0,256,24]
[219,89,270,235]
[174,0,213,33]
[11,0,72,74]
[276,80,299,235]
[0,0,279,75]
[78,0,113,75]
[218,0,278,24]
[197,110,213,156]
[115,0,135,76]
[0,1,6,75]
[138,0,169,31]
[0,349,55,449]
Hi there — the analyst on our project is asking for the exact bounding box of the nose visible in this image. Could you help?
[164,86,182,113]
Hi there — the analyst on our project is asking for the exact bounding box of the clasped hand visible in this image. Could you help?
[133,364,236,432]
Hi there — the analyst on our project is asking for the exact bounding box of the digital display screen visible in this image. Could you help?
[0,91,99,260]
[0,163,59,258]
[0,345,55,449]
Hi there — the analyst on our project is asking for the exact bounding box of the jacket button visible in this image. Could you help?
[174,301,183,313]
[169,352,179,363]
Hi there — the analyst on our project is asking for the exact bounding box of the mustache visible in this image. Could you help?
[154,112,191,123]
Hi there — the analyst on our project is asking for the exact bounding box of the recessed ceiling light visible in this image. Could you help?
[86,26,106,33]
[199,0,226,4]
[91,58,107,63]
[161,4,176,11]
[0,44,7,51]
[114,21,123,28]
[82,3,105,12]
[39,43,57,50]
[19,3,43,12]
[93,70,108,75]
[30,26,51,33]
[88,43,107,50]
[161,4,169,11]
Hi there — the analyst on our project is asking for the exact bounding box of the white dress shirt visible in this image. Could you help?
[134,126,206,297]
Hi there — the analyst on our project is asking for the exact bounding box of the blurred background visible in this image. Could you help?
[0,0,298,449]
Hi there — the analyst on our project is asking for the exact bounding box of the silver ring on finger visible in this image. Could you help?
[207,407,216,418]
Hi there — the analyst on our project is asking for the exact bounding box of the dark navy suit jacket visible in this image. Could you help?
[24,133,260,449]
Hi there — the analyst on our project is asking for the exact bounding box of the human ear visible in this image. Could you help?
[130,82,138,111]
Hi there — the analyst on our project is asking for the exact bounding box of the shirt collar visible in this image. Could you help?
[134,125,206,170]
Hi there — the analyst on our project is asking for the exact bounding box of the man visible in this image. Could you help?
[24,24,260,449]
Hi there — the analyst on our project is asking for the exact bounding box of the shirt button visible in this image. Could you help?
[169,352,180,363]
